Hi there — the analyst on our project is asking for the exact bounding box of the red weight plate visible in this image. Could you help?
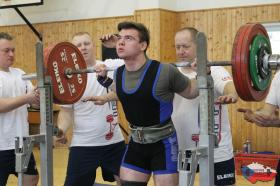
[239,23,270,101]
[238,23,256,100]
[45,42,87,104]
[231,25,243,98]
[232,24,253,100]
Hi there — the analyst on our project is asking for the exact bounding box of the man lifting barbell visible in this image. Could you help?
[84,21,199,186]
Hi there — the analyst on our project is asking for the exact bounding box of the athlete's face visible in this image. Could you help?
[116,29,147,60]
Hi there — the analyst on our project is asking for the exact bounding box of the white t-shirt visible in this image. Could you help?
[172,66,234,163]
[266,71,280,107]
[0,67,33,150]
[61,59,125,147]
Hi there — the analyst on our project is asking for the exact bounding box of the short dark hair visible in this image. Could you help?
[0,32,13,40]
[176,27,198,43]
[117,21,150,51]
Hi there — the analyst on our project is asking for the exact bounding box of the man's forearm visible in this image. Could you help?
[57,107,74,133]
[0,96,29,113]
[105,91,118,102]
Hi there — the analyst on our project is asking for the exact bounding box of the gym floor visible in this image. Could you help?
[6,148,274,186]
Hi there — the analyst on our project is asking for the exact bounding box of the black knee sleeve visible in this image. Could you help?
[121,180,147,186]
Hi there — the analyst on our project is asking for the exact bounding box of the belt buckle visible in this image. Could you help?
[136,127,144,143]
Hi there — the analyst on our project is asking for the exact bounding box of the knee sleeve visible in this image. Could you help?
[121,180,147,186]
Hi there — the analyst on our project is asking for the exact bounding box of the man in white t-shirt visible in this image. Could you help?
[56,32,125,186]
[171,27,238,186]
[0,32,40,185]
[238,71,280,186]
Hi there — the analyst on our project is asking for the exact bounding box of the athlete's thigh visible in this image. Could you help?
[153,173,178,186]
[151,133,178,174]
[120,166,150,183]
[122,140,152,174]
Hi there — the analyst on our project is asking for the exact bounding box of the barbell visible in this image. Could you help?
[22,23,280,104]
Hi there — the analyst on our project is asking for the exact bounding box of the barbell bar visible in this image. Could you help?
[22,60,234,84]
[22,60,234,81]
[24,56,279,81]
[22,23,280,104]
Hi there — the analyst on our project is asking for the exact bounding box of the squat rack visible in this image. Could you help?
[178,32,215,186]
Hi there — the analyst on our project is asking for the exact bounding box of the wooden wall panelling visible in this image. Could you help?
[159,10,177,62]
[256,5,269,23]
[206,10,214,61]
[177,11,194,28]
[15,26,35,72]
[135,9,161,60]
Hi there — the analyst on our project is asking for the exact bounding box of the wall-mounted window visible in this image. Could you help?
[263,23,280,54]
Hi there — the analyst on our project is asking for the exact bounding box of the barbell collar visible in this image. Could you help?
[22,73,37,80]
[267,54,280,69]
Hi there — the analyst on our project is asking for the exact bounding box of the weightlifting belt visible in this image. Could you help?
[129,120,175,144]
